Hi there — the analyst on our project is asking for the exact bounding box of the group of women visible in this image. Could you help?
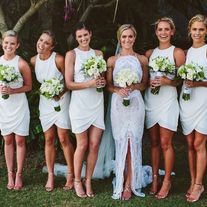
[0,13,206,203]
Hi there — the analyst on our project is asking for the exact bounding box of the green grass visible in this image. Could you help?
[0,132,207,207]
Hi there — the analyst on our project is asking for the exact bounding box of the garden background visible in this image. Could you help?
[0,0,207,206]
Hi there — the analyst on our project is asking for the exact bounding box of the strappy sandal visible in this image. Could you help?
[82,178,94,198]
[63,172,74,191]
[74,179,87,198]
[187,183,204,203]
[7,171,15,190]
[155,180,171,199]
[121,185,132,201]
[45,173,54,192]
[14,172,23,190]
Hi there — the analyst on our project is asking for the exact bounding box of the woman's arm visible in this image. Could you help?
[106,56,129,97]
[128,54,148,91]
[5,58,32,95]
[186,50,207,88]
[154,48,185,87]
[65,50,98,90]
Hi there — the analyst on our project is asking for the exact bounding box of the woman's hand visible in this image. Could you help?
[0,85,12,95]
[151,76,171,87]
[116,87,130,98]
[96,76,106,88]
[184,80,195,88]
[88,76,106,88]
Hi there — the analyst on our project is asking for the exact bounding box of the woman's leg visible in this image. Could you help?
[187,131,206,202]
[14,135,26,190]
[44,126,56,191]
[185,131,196,197]
[84,126,103,197]
[148,124,160,195]
[156,126,174,199]
[4,134,15,189]
[74,130,88,198]
[122,140,132,200]
[57,127,74,190]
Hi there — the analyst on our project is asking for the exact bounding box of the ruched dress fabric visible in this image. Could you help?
[144,46,179,131]
[35,52,70,132]
[180,45,207,135]
[69,48,105,134]
[0,55,30,136]
[111,55,145,199]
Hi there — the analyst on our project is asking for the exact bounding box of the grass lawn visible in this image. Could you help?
[0,131,207,207]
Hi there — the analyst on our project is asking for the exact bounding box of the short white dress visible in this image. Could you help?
[0,55,30,136]
[69,48,105,134]
[180,45,207,135]
[35,52,70,132]
[144,46,179,131]
[111,55,145,199]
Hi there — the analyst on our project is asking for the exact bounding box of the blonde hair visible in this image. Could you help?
[154,17,176,31]
[117,24,137,44]
[188,14,207,35]
[2,30,19,43]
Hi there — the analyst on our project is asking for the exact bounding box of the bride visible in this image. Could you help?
[106,24,148,200]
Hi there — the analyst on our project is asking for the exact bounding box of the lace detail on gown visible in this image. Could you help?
[111,55,145,199]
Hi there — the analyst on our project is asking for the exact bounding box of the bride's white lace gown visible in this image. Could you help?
[111,55,145,199]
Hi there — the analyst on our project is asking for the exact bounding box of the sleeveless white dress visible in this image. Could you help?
[144,46,179,131]
[0,55,30,136]
[69,48,105,134]
[35,52,70,132]
[111,55,145,199]
[180,45,207,135]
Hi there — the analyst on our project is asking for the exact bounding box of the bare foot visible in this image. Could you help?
[74,179,87,198]
[7,171,15,190]
[185,182,194,198]
[83,178,94,197]
[187,184,204,203]
[155,180,171,199]
[45,173,54,192]
[149,174,159,195]
[63,172,74,191]
[121,185,132,201]
[14,172,23,190]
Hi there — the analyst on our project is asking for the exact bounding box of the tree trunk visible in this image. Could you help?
[0,4,8,35]
[13,0,49,32]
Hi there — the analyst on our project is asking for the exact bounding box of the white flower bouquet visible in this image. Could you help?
[114,68,139,106]
[0,64,20,99]
[82,55,107,92]
[177,62,205,101]
[149,56,176,95]
[40,78,64,111]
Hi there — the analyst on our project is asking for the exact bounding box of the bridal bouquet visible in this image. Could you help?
[177,62,205,101]
[149,56,176,95]
[82,55,107,92]
[114,68,138,106]
[40,78,64,111]
[0,64,20,99]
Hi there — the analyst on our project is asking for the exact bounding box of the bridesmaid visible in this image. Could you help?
[107,24,148,200]
[0,30,31,190]
[31,30,74,192]
[179,14,207,203]
[144,17,185,199]
[65,22,106,198]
